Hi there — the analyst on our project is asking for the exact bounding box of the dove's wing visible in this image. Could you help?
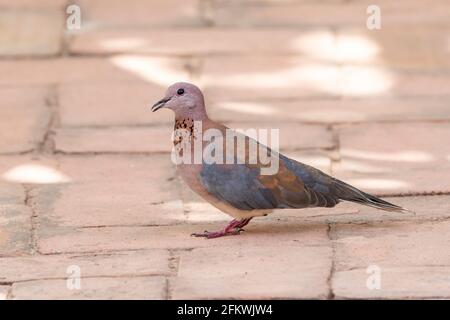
[199,153,340,211]
[199,152,406,212]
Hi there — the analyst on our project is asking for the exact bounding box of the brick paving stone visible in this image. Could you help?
[0,8,63,56]
[333,266,450,299]
[54,123,332,154]
[332,220,450,298]
[201,56,341,100]
[0,0,67,8]
[208,97,450,123]
[0,87,51,154]
[0,155,63,185]
[77,0,204,28]
[0,285,10,299]
[0,250,170,282]
[389,72,450,97]
[0,56,191,86]
[0,182,25,204]
[69,28,330,56]
[333,123,450,195]
[54,126,174,154]
[33,155,184,227]
[11,276,166,300]
[207,1,450,27]
[224,122,334,150]
[0,204,31,256]
[335,26,450,70]
[172,245,332,299]
[334,220,450,270]
[37,221,329,254]
[59,83,173,127]
[295,195,450,225]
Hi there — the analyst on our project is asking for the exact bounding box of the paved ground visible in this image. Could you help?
[1,0,450,299]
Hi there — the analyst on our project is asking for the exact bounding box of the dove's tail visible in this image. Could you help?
[332,179,413,213]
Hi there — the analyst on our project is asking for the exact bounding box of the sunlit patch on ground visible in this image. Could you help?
[2,164,71,184]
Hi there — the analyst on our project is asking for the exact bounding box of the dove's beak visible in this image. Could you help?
[151,97,171,112]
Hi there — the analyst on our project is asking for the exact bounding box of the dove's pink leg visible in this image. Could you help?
[191,218,253,239]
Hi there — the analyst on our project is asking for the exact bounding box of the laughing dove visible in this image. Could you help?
[152,82,408,238]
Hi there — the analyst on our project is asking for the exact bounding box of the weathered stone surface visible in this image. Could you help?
[293,195,450,225]
[172,245,332,299]
[224,122,334,150]
[0,204,31,256]
[59,83,173,127]
[335,26,450,70]
[0,87,51,154]
[334,220,450,270]
[69,28,326,55]
[11,276,166,300]
[37,221,329,254]
[0,0,67,8]
[77,0,204,28]
[55,126,173,154]
[208,97,450,123]
[0,155,62,185]
[207,1,450,27]
[0,250,170,282]
[0,182,25,204]
[333,123,450,195]
[0,56,192,86]
[201,56,340,100]
[0,285,10,300]
[34,155,183,227]
[333,266,450,299]
[0,9,63,56]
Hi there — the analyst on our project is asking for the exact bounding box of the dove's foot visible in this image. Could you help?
[191,218,253,239]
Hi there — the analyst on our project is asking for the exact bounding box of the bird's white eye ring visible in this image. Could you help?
[177,88,185,95]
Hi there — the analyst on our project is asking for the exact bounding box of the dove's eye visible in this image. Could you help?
[177,88,185,95]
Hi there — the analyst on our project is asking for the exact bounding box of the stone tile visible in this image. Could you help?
[59,83,173,127]
[208,1,450,27]
[0,0,67,8]
[11,276,166,300]
[0,250,170,282]
[296,195,450,225]
[334,220,450,270]
[389,72,450,97]
[0,204,31,256]
[77,0,204,28]
[0,9,63,56]
[0,56,191,86]
[333,266,450,299]
[201,56,341,100]
[0,285,10,300]
[333,123,450,195]
[54,126,173,154]
[54,123,332,154]
[0,87,51,154]
[172,245,332,299]
[0,155,63,185]
[37,220,329,254]
[332,220,450,298]
[224,122,334,150]
[34,155,184,227]
[335,26,450,70]
[0,182,25,204]
[209,97,450,123]
[69,28,330,55]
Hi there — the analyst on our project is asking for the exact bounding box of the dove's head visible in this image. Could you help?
[151,82,207,120]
